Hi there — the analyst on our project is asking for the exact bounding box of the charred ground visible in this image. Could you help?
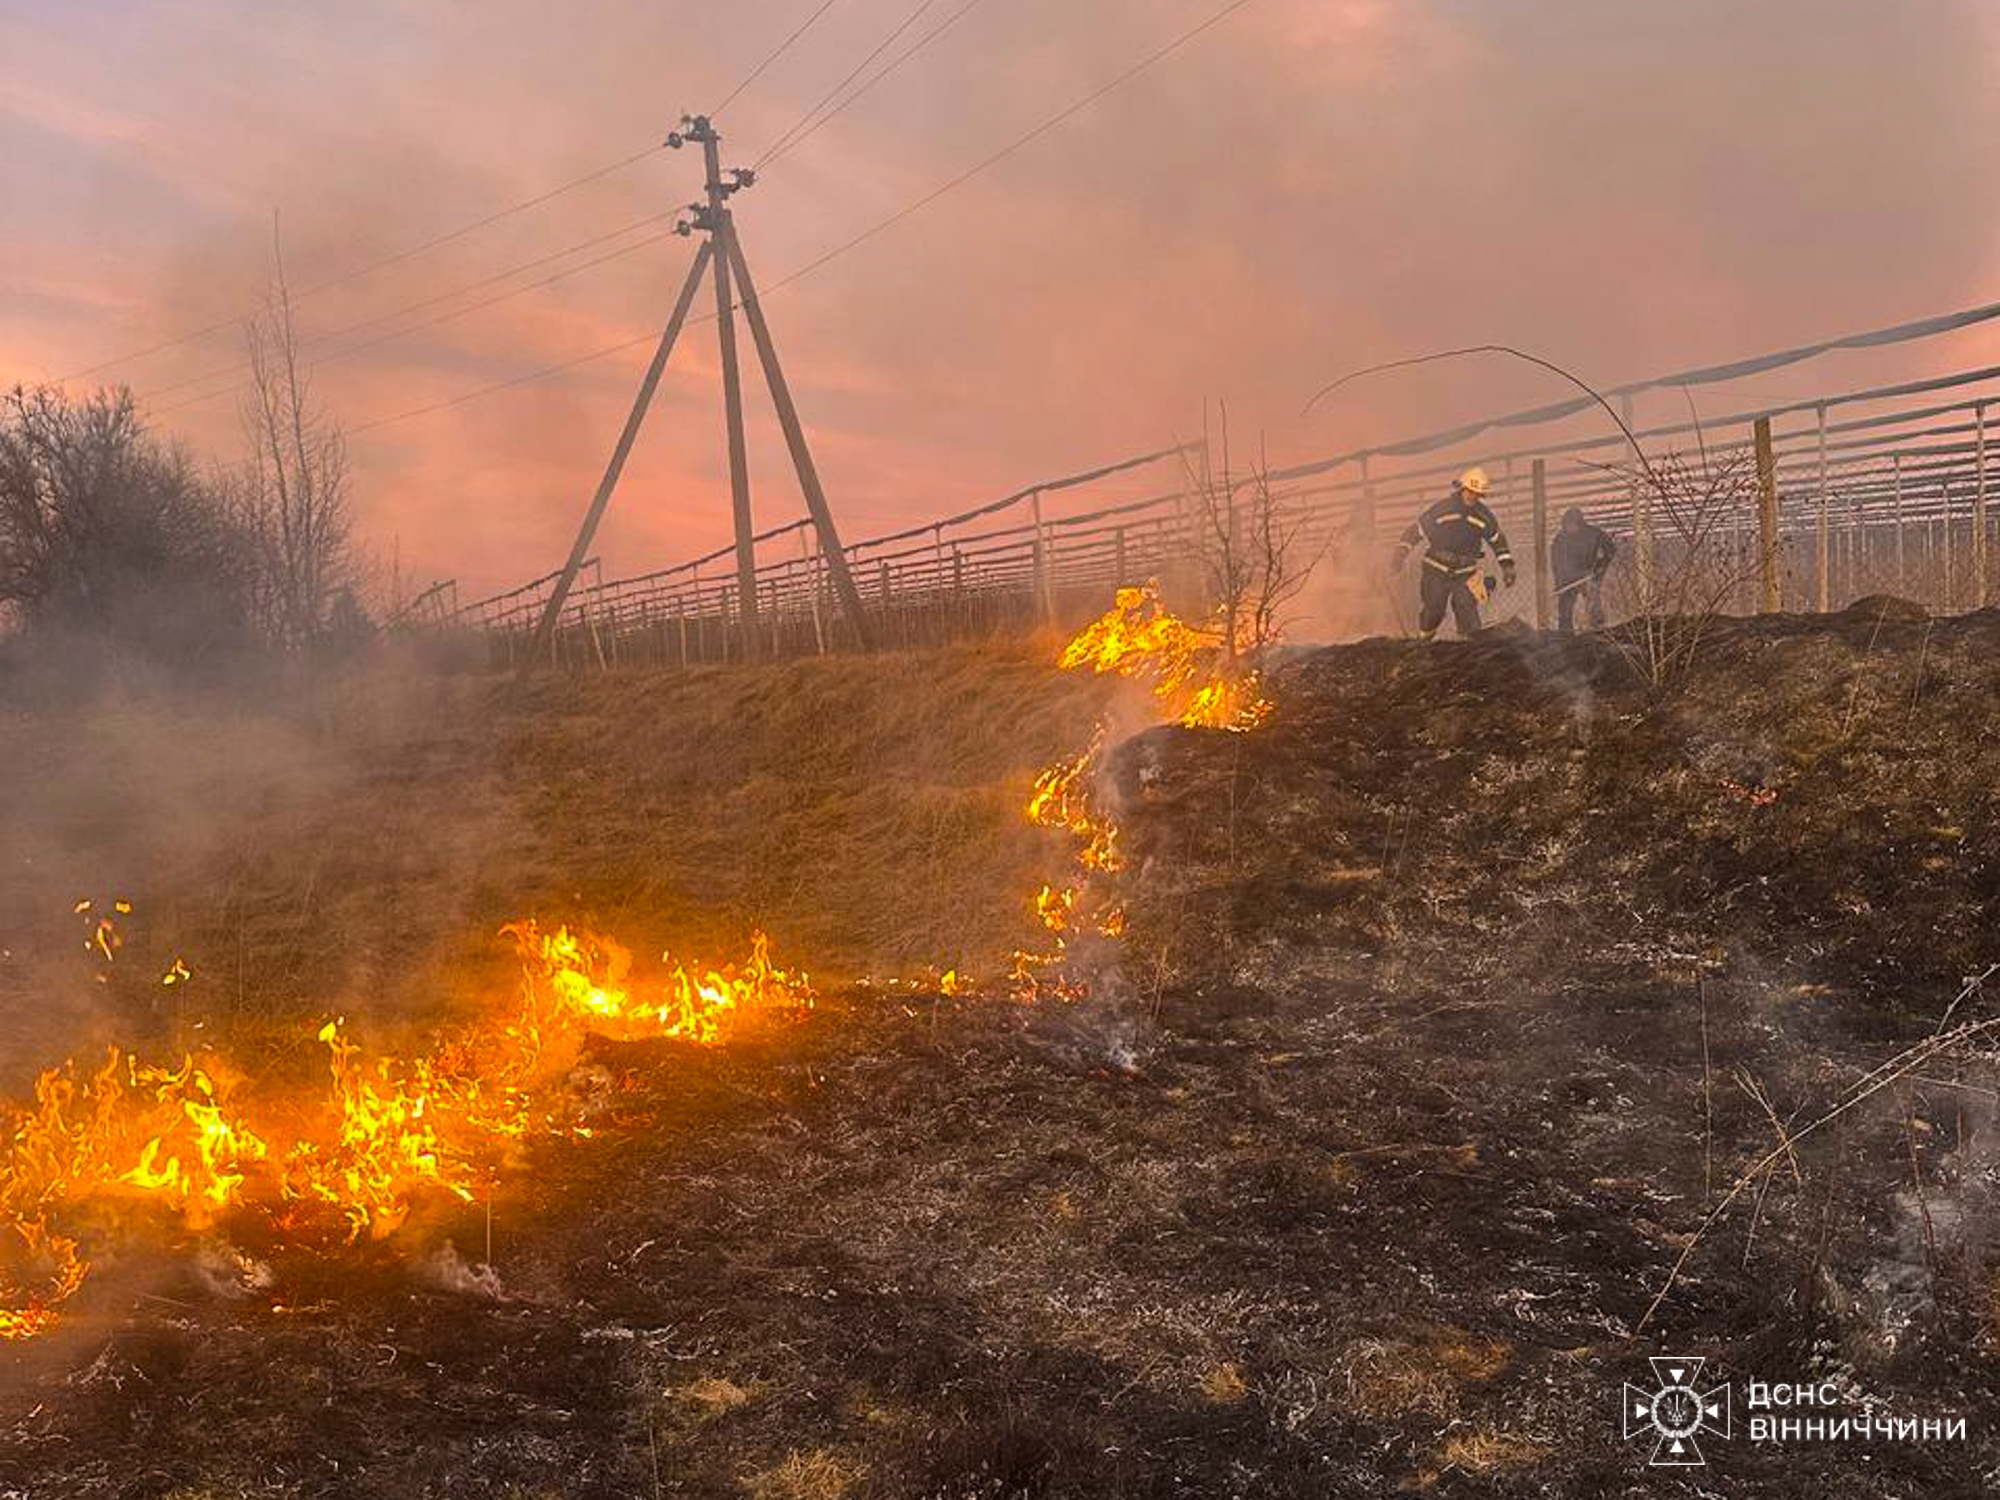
[6,608,2000,1497]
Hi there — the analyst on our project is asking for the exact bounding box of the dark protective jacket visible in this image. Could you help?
[1400,494,1514,577]
[1551,521,1615,585]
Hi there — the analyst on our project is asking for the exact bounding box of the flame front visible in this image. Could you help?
[1018,582,1273,997]
[1057,583,1271,732]
[3,588,1254,1335]
[0,921,811,1337]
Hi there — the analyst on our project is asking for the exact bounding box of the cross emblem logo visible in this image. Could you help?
[1623,1356,1732,1466]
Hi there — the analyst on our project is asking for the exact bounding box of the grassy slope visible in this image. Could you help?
[9,612,2000,1498]
[0,640,1113,1076]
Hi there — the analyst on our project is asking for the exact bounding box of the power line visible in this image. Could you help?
[132,8,862,410]
[758,0,1264,295]
[55,141,674,384]
[153,224,687,417]
[138,210,683,407]
[242,0,987,421]
[757,0,992,172]
[348,328,672,436]
[752,0,941,169]
[62,4,858,385]
[712,0,846,118]
[344,0,1266,441]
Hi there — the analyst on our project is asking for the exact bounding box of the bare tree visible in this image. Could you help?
[237,231,354,652]
[1179,412,1319,659]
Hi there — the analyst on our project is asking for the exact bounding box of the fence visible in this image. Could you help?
[413,298,2000,667]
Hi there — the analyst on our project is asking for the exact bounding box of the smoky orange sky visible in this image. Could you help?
[4,0,1999,599]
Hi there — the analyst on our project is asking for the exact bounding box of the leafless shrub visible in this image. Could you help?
[1178,413,1321,658]
[1600,448,1764,690]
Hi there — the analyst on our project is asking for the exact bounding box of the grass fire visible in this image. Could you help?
[1,585,1251,1347]
[1,918,811,1342]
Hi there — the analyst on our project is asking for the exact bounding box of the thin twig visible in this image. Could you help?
[1734,1069,1804,1188]
[1698,976,1714,1202]
[1636,968,2000,1335]
[1899,1091,1942,1311]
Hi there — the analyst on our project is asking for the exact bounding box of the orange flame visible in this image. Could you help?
[1057,583,1270,732]
[0,921,811,1335]
[1016,583,1272,998]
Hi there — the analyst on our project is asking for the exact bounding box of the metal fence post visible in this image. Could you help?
[1624,392,1651,604]
[1815,402,1830,612]
[1943,480,1956,611]
[1030,488,1054,624]
[1893,453,1906,595]
[1976,400,1989,607]
[800,527,825,655]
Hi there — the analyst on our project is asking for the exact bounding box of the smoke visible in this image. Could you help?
[0,652,528,1089]
[192,1242,275,1301]
[6,1,1996,602]
[413,1242,509,1303]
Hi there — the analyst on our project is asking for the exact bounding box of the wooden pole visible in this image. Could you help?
[524,242,712,671]
[721,223,876,650]
[1530,457,1550,629]
[800,526,825,655]
[697,128,761,661]
[1753,416,1780,613]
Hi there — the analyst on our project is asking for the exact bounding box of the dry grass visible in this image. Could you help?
[680,1375,759,1419]
[744,1447,864,1500]
[1197,1361,1250,1403]
[1342,1327,1511,1419]
[0,640,1117,1072]
[1426,1429,1552,1479]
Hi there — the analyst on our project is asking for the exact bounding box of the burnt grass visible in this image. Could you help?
[9,604,2000,1497]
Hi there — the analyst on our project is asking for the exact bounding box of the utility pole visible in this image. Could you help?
[682,116,762,658]
[527,113,873,670]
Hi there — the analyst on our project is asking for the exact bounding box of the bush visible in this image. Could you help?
[0,384,264,687]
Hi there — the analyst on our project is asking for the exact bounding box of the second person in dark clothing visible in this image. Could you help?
[1395,467,1516,639]
[1550,506,1615,633]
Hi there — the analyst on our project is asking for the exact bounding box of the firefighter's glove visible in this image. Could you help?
[1500,560,1518,588]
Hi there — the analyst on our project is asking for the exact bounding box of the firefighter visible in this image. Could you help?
[1550,505,1615,634]
[1393,467,1516,639]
